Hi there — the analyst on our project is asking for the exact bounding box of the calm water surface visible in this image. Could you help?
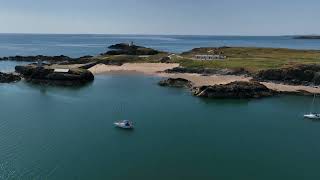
[1,34,320,57]
[0,75,319,179]
[1,34,320,179]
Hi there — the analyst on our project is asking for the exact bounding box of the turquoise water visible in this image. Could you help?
[1,34,320,57]
[1,34,320,179]
[0,61,31,73]
[0,75,319,179]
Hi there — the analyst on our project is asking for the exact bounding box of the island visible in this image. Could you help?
[2,43,320,97]
[15,65,94,86]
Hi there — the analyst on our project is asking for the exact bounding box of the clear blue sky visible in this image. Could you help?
[0,0,319,35]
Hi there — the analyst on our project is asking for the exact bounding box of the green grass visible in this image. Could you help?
[175,47,320,72]
[93,47,320,72]
[93,53,169,64]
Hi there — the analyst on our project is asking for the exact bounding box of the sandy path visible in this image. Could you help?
[89,63,320,94]
[89,63,180,75]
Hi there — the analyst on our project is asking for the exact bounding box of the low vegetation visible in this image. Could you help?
[172,47,320,72]
[94,46,320,72]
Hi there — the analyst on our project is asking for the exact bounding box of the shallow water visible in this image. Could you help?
[0,74,319,179]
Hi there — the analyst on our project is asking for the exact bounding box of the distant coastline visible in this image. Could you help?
[294,35,320,40]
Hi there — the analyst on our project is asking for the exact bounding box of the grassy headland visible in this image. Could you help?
[172,47,320,72]
[92,44,320,72]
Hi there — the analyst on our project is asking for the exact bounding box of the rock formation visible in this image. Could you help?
[255,64,320,85]
[0,72,21,83]
[193,81,275,99]
[104,43,160,55]
[15,65,94,86]
[158,78,193,88]
[165,67,249,76]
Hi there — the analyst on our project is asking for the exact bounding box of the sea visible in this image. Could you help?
[1,34,320,179]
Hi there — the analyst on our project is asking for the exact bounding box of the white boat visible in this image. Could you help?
[304,94,320,119]
[114,120,134,129]
[304,113,320,119]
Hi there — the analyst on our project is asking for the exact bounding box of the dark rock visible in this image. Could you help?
[255,64,320,85]
[108,43,142,50]
[105,43,160,56]
[15,65,94,86]
[158,78,193,88]
[165,67,249,76]
[0,72,21,83]
[160,56,171,63]
[0,55,95,65]
[193,81,275,99]
[294,36,320,40]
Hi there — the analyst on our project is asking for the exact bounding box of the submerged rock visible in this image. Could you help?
[158,78,193,88]
[0,72,21,83]
[193,81,275,99]
[15,65,94,86]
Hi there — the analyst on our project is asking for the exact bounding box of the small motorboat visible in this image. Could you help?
[304,113,320,119]
[114,120,134,129]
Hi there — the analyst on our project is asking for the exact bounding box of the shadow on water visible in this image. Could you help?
[197,96,251,106]
[21,79,94,93]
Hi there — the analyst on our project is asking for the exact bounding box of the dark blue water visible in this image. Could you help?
[1,34,320,57]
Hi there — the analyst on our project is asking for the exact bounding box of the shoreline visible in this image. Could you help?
[89,63,320,95]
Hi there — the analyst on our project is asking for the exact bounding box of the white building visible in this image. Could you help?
[194,55,226,61]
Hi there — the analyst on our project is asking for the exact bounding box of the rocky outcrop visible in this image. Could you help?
[160,56,171,63]
[165,67,249,76]
[193,81,275,99]
[255,64,320,85]
[104,43,160,56]
[15,65,94,86]
[0,72,21,83]
[158,78,193,88]
[0,55,72,62]
[0,55,93,64]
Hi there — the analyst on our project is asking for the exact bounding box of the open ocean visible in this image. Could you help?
[0,34,320,179]
[1,34,320,57]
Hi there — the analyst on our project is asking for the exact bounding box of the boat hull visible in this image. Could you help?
[114,122,134,129]
[304,114,320,119]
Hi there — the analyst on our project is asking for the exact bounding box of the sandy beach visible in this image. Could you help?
[89,63,320,94]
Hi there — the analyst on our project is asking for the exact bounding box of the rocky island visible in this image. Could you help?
[15,65,94,86]
[105,43,160,55]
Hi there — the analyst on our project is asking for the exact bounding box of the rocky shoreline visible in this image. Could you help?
[165,67,249,76]
[0,72,21,83]
[158,77,276,99]
[1,43,320,97]
[0,55,94,64]
[254,64,320,86]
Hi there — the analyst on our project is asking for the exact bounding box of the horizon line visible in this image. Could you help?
[0,32,314,37]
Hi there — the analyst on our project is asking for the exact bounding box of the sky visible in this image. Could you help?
[0,0,319,35]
